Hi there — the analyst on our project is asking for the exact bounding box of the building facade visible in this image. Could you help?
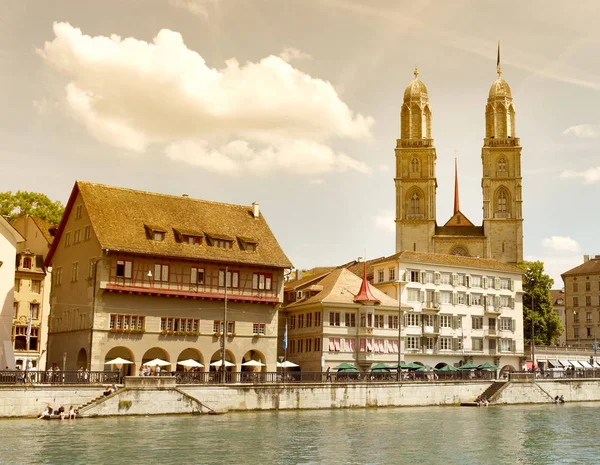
[561,255,600,348]
[373,251,524,372]
[282,267,401,372]
[0,216,24,369]
[395,59,523,264]
[45,181,292,374]
[11,216,54,369]
[550,289,566,347]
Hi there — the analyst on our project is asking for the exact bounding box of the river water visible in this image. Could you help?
[1,403,599,465]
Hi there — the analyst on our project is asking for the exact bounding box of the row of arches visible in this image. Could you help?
[82,347,268,375]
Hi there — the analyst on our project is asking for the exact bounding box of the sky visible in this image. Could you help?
[1,0,600,287]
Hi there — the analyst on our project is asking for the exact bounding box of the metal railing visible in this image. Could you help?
[0,370,120,385]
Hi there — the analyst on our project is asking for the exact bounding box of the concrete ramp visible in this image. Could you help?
[493,382,556,405]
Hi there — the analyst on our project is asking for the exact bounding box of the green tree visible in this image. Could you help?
[0,191,65,224]
[519,260,563,345]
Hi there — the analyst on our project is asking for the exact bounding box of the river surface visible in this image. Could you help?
[1,403,599,465]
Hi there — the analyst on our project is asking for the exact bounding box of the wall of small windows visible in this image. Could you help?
[109,314,145,332]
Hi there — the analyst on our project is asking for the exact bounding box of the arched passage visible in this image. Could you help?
[434,362,448,369]
[77,348,88,370]
[241,349,266,372]
[104,346,135,377]
[176,348,205,372]
[210,349,236,372]
[500,364,516,379]
[142,347,171,371]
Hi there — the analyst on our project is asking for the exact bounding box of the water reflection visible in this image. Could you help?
[1,404,599,465]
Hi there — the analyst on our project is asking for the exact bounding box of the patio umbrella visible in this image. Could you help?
[241,360,266,367]
[277,360,299,368]
[177,359,204,368]
[145,358,171,367]
[370,363,393,371]
[435,364,459,372]
[458,362,479,370]
[333,362,358,372]
[104,357,133,365]
[477,362,499,371]
[210,360,235,367]
[415,364,433,372]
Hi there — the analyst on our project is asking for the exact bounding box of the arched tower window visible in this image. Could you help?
[452,247,468,256]
[508,105,515,138]
[410,192,420,215]
[401,104,411,139]
[410,104,422,138]
[495,103,507,138]
[411,158,420,173]
[498,158,507,172]
[485,104,494,138]
[423,106,431,139]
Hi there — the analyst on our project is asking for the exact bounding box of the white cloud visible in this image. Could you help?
[525,254,581,288]
[377,164,390,172]
[309,179,325,185]
[563,124,600,139]
[279,47,312,63]
[542,236,581,254]
[38,22,373,175]
[373,209,395,233]
[560,167,600,184]
[32,98,49,115]
[168,0,218,19]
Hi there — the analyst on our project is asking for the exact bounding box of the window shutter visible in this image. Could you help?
[495,295,501,309]
[511,319,516,332]
[452,273,458,286]
[482,276,488,289]
[452,292,457,305]
[398,270,405,282]
[465,275,471,288]
[466,294,472,306]
[453,337,459,351]
[434,290,440,307]
[434,272,441,285]
[509,296,514,309]
[494,277,500,290]
[420,271,426,284]
[404,314,408,326]
[420,290,425,303]
[509,279,514,291]
[511,340,516,353]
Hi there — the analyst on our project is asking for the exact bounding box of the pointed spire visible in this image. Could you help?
[413,66,419,79]
[354,259,380,305]
[453,155,460,215]
[496,40,502,77]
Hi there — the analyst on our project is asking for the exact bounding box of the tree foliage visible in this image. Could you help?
[519,260,563,345]
[0,191,65,225]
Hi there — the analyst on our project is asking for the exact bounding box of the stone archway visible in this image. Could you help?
[241,349,266,373]
[142,347,171,372]
[104,346,135,377]
[434,362,447,369]
[176,348,205,372]
[209,349,236,372]
[500,364,516,379]
[77,348,88,370]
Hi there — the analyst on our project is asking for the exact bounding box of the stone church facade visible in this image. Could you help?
[395,62,523,265]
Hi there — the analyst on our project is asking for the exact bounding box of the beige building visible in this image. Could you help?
[561,255,600,348]
[373,251,524,372]
[282,267,401,372]
[550,289,566,347]
[11,215,55,369]
[0,216,24,369]
[395,56,523,264]
[45,181,292,374]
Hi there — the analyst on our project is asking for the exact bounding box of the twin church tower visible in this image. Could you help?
[395,54,523,264]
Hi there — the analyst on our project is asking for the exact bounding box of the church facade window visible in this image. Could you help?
[411,158,420,173]
[498,157,507,172]
[410,193,420,215]
[497,189,508,213]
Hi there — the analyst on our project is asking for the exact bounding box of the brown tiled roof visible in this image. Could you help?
[29,216,56,245]
[284,271,331,291]
[550,289,565,305]
[562,259,600,277]
[380,250,521,273]
[47,181,292,268]
[286,268,399,309]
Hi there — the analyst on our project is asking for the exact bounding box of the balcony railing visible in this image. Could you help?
[0,370,119,385]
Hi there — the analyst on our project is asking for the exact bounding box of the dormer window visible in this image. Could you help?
[214,239,232,249]
[145,224,167,241]
[238,236,258,252]
[23,257,32,269]
[182,235,202,245]
[153,231,165,241]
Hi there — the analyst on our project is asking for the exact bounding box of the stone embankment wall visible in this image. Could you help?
[4,379,600,418]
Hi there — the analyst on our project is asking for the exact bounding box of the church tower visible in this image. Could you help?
[481,45,523,264]
[395,67,437,253]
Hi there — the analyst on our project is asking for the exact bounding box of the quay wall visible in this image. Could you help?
[4,379,600,418]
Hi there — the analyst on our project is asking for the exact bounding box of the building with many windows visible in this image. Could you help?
[373,251,524,372]
[44,181,292,374]
[282,267,401,372]
[11,215,55,369]
[561,255,600,348]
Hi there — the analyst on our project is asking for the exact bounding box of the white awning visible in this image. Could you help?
[548,360,561,368]
[594,361,600,369]
[569,360,584,368]
[580,360,593,369]
[559,360,571,367]
[537,359,547,364]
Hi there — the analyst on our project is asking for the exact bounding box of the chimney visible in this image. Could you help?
[297,269,303,280]
[252,202,260,218]
[584,255,590,263]
[182,194,189,197]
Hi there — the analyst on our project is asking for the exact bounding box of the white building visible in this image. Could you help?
[373,251,524,373]
[0,216,24,369]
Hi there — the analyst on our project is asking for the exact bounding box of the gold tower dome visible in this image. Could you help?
[403,67,429,101]
[488,77,512,99]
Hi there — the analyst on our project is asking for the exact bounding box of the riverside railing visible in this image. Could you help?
[0,370,119,385]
